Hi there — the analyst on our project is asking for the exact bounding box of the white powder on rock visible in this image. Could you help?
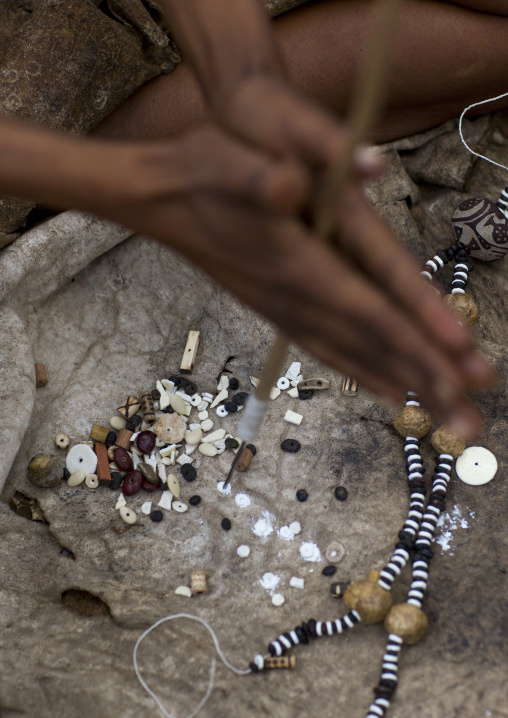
[436,505,474,555]
[252,511,274,540]
[235,493,251,508]
[277,521,302,541]
[259,572,280,594]
[300,541,321,562]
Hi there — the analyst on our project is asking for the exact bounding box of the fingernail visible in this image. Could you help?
[354,145,385,174]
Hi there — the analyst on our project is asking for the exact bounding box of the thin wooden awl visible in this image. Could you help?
[180,330,200,374]
[342,377,359,396]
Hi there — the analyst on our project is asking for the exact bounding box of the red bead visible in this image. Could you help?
[122,470,143,496]
[114,447,133,472]
[136,430,156,454]
[142,479,159,492]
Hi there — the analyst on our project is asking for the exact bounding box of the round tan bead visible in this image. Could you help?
[55,433,70,450]
[343,579,392,625]
[368,569,381,583]
[444,293,479,326]
[393,406,432,439]
[384,602,428,644]
[190,570,208,595]
[107,445,116,461]
[155,413,187,443]
[431,425,466,458]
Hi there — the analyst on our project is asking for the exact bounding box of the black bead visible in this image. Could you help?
[418,546,434,560]
[436,249,449,263]
[151,389,161,401]
[126,414,142,432]
[396,539,414,551]
[299,622,311,639]
[183,382,197,396]
[189,495,201,506]
[283,631,294,646]
[431,488,446,499]
[398,530,412,541]
[379,679,397,691]
[224,401,237,413]
[229,377,240,390]
[221,518,232,531]
[268,644,277,657]
[322,565,337,577]
[374,686,394,699]
[105,430,117,447]
[62,467,70,481]
[249,661,260,673]
[281,439,301,453]
[109,472,123,491]
[296,489,308,502]
[429,497,446,511]
[246,444,257,456]
[180,464,197,482]
[298,389,314,400]
[232,392,249,406]
[334,486,348,501]
[225,438,240,449]
[307,619,317,638]
[409,479,426,489]
[162,405,174,414]
[168,375,184,388]
[150,510,163,522]
[160,483,170,491]
[295,626,308,645]
[349,610,360,624]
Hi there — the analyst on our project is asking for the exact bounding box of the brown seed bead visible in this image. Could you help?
[384,602,428,645]
[393,406,432,439]
[444,293,479,326]
[343,579,392,625]
[431,425,466,458]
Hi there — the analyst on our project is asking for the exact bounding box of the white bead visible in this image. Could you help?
[456,446,498,486]
[284,409,303,425]
[66,444,98,475]
[271,593,285,607]
[216,405,228,417]
[276,376,290,390]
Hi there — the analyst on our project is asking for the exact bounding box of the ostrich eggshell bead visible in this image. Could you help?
[384,602,428,644]
[393,406,431,439]
[343,579,392,625]
[452,197,508,261]
[431,425,466,458]
[444,293,479,326]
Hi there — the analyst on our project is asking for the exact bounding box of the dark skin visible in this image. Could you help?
[1,0,506,437]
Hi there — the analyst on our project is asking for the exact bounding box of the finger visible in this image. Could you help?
[337,186,497,387]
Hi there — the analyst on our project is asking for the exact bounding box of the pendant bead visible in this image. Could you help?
[393,406,432,439]
[452,197,508,261]
[384,602,428,644]
[444,293,478,325]
[431,426,466,458]
[343,579,393,625]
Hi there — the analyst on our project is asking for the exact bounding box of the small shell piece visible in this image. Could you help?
[55,433,70,450]
[393,406,431,439]
[158,492,173,510]
[110,416,127,431]
[85,474,99,489]
[170,394,188,415]
[202,429,225,443]
[284,410,303,426]
[287,387,299,398]
[201,419,214,432]
[190,570,207,595]
[431,425,466,458]
[289,577,304,590]
[175,586,192,597]
[276,376,290,391]
[166,473,181,498]
[119,506,137,525]
[68,469,87,487]
[172,500,188,513]
[210,388,228,409]
[185,428,202,445]
[199,443,218,457]
[384,602,428,644]
[272,593,285,607]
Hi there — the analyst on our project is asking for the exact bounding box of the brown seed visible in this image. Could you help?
[35,363,48,388]
[155,413,187,443]
[431,425,466,457]
[190,570,208,595]
[444,293,479,326]
[393,405,432,439]
[343,579,392,625]
[27,454,60,488]
[384,602,428,644]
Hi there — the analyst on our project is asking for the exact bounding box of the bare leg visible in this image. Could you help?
[94,0,508,143]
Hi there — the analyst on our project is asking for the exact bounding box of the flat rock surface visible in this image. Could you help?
[1,115,508,718]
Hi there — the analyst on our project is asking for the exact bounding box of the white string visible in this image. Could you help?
[133,613,251,718]
[459,91,508,172]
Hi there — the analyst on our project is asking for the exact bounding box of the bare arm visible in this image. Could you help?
[445,0,508,15]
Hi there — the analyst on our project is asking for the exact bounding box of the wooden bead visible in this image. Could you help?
[180,330,200,374]
[190,570,207,595]
[155,413,187,443]
[264,656,296,670]
[35,363,48,387]
[343,579,392,625]
[140,391,155,425]
[117,395,140,419]
[444,293,478,326]
[384,602,428,644]
[94,442,111,487]
[89,424,110,443]
[115,428,133,450]
[393,406,431,439]
[235,445,254,472]
[431,425,466,458]
[342,376,358,396]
